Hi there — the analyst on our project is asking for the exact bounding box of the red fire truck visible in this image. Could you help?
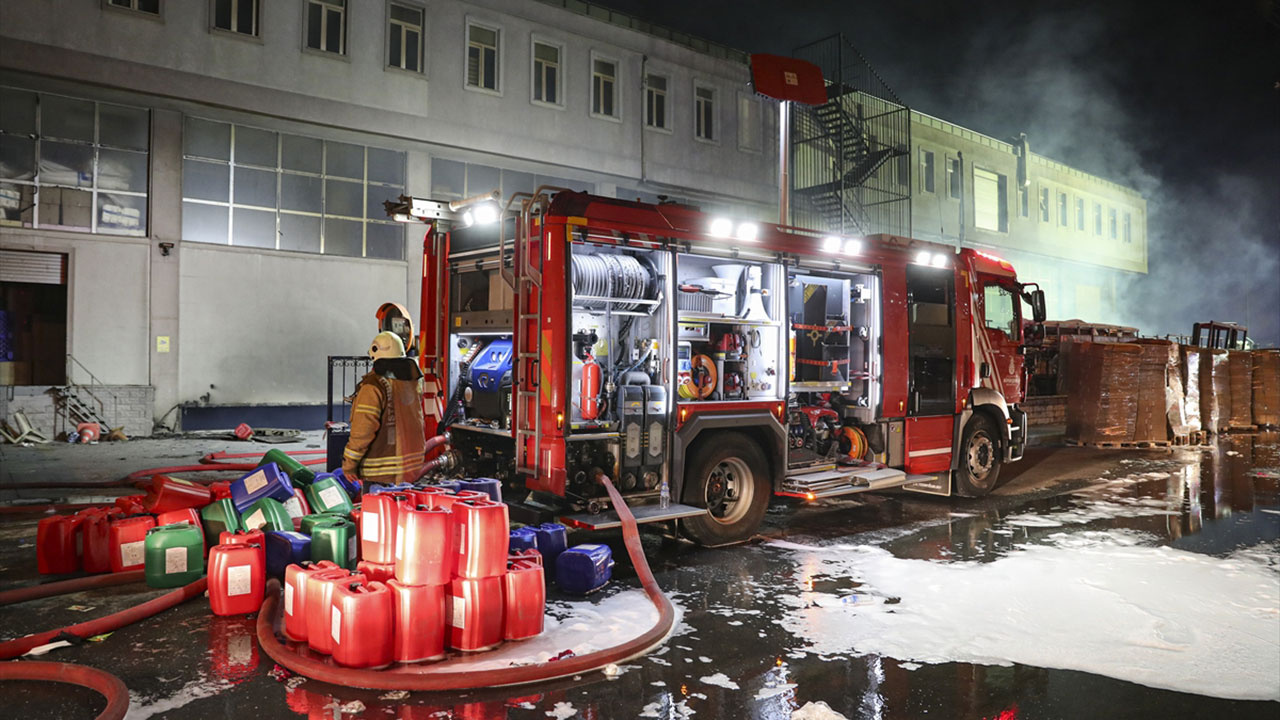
[392,187,1045,545]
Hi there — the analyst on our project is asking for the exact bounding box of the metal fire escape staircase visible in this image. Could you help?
[53,354,116,433]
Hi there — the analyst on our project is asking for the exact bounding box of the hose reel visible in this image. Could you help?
[571,253,657,311]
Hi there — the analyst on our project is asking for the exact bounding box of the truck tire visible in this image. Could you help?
[679,432,770,546]
[955,413,1001,497]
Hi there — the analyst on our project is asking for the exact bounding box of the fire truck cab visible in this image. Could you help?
[404,188,1044,545]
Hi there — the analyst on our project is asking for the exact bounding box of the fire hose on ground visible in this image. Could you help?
[2,449,327,491]
[0,661,129,720]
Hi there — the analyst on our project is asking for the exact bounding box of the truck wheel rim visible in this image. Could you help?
[705,458,752,525]
[967,432,994,481]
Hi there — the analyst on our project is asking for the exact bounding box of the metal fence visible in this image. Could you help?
[327,356,373,424]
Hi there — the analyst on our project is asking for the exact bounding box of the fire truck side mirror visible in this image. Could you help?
[1028,289,1046,323]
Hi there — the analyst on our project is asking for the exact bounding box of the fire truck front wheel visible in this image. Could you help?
[680,432,770,546]
[955,413,1002,497]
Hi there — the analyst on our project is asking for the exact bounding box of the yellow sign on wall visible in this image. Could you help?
[156,336,170,353]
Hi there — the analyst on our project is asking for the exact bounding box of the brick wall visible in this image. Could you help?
[1022,395,1067,426]
[0,385,155,439]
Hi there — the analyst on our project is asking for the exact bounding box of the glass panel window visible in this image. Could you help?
[42,96,95,142]
[465,164,500,197]
[947,156,960,199]
[389,4,423,71]
[324,217,362,256]
[326,141,364,179]
[279,213,321,253]
[467,24,499,91]
[1108,207,1117,239]
[109,0,161,14]
[737,92,760,151]
[233,206,276,248]
[695,85,714,140]
[0,182,36,225]
[233,166,277,208]
[533,42,560,104]
[234,126,277,168]
[183,201,228,243]
[431,158,465,197]
[1038,186,1049,222]
[366,222,404,260]
[983,284,1018,338]
[306,0,347,54]
[280,173,322,213]
[0,88,37,135]
[1123,212,1132,243]
[98,193,147,232]
[1057,192,1067,226]
[281,134,322,173]
[40,141,95,187]
[325,178,363,218]
[1094,202,1102,235]
[645,74,667,130]
[592,58,617,117]
[39,187,93,230]
[1075,197,1084,230]
[0,135,36,181]
[213,0,257,36]
[185,117,231,160]
[183,160,229,202]
[97,149,148,192]
[919,148,935,193]
[367,147,403,186]
[98,104,149,150]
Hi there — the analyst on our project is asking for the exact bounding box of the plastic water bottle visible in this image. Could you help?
[659,477,670,509]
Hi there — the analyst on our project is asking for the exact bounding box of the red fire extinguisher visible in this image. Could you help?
[581,354,601,420]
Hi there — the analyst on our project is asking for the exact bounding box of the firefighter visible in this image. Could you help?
[342,331,428,485]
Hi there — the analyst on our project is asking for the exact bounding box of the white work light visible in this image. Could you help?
[931,253,948,267]
[822,236,841,253]
[709,218,733,237]
[843,239,861,255]
[735,222,759,242]
[915,250,931,265]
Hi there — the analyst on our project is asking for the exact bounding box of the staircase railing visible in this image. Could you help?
[61,353,118,429]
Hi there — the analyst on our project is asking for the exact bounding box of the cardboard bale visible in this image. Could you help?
[1252,349,1280,427]
[1200,348,1230,433]
[1181,346,1202,434]
[1132,339,1179,442]
[1064,342,1141,444]
[1226,351,1253,429]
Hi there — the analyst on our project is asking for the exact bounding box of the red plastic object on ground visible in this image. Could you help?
[386,579,446,663]
[282,560,339,642]
[356,560,396,584]
[330,581,394,669]
[79,511,114,574]
[109,515,155,573]
[37,515,82,575]
[145,475,213,513]
[361,493,406,565]
[503,559,545,641]
[114,495,147,514]
[76,422,101,443]
[454,499,510,579]
[208,543,266,616]
[509,548,542,566]
[210,482,233,501]
[234,423,254,441]
[448,575,503,652]
[156,508,205,551]
[305,569,366,654]
[395,505,452,586]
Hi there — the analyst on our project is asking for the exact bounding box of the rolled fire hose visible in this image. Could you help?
[0,661,129,720]
[2,449,327,490]
[0,577,208,661]
[0,570,144,608]
[255,473,676,690]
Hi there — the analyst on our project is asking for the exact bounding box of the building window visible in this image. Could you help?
[896,147,909,188]
[973,167,1008,233]
[919,148,935,193]
[1108,207,1117,239]
[1123,212,1131,243]
[1057,191,1068,226]
[181,117,406,259]
[532,41,560,105]
[388,4,423,72]
[306,0,346,55]
[466,22,499,91]
[947,156,960,199]
[1038,186,1049,222]
[694,84,715,141]
[1018,185,1028,218]
[107,0,160,14]
[1075,197,1084,230]
[0,87,150,236]
[1093,202,1102,235]
[737,92,761,152]
[592,57,618,118]
[645,74,668,130]
[213,0,256,36]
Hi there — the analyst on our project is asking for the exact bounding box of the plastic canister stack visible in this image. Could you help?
[448,575,504,652]
[231,463,294,513]
[282,560,339,642]
[555,543,614,595]
[508,527,537,553]
[208,543,266,616]
[361,492,407,565]
[310,516,358,570]
[330,580,394,668]
[387,579,446,663]
[260,448,316,486]
[503,557,545,641]
[395,505,452,586]
[305,569,366,654]
[533,523,568,575]
[357,559,397,584]
[37,515,82,575]
[305,474,354,515]
[144,475,213,513]
[202,499,243,540]
[454,499,509,579]
[155,508,204,551]
[79,509,116,574]
[109,515,156,573]
[144,524,204,588]
[264,531,312,579]
[242,497,293,533]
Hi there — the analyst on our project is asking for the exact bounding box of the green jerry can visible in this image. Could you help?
[305,475,354,515]
[241,497,292,533]
[309,516,358,570]
[144,524,205,588]
[300,512,349,536]
[260,449,316,486]
[201,498,243,541]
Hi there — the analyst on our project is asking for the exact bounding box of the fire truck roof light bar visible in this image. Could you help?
[709,217,759,242]
[915,250,950,268]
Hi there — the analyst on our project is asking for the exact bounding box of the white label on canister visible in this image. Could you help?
[450,595,466,629]
[165,546,187,574]
[363,512,380,542]
[243,470,268,495]
[331,607,342,643]
[285,582,294,615]
[244,509,265,530]
[283,496,303,519]
[227,564,252,596]
[120,540,144,568]
[319,486,342,509]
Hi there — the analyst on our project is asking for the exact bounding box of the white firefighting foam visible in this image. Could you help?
[770,531,1280,701]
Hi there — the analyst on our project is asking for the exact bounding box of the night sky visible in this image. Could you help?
[599,0,1280,346]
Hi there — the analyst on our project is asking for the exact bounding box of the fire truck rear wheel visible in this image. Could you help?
[955,413,1001,497]
[679,432,770,546]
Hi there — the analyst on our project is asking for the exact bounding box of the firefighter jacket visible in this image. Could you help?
[342,357,427,484]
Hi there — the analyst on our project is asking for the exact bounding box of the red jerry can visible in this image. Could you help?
[156,507,205,551]
[305,569,366,654]
[208,543,266,616]
[395,505,452,586]
[448,575,504,652]
[356,559,396,584]
[208,615,260,682]
[37,515,83,575]
[387,579,446,663]
[508,548,543,566]
[426,491,459,512]
[114,494,148,514]
[330,580,394,669]
[283,487,311,520]
[452,490,489,504]
[219,528,265,568]
[80,511,114,574]
[361,493,406,565]
[282,560,340,642]
[404,487,447,508]
[454,499,510,579]
[503,560,546,641]
[109,515,156,573]
[209,481,233,501]
[145,475,213,513]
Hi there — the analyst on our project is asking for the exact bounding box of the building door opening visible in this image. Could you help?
[0,250,68,386]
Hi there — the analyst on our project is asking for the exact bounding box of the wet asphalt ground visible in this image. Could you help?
[1,430,1277,719]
